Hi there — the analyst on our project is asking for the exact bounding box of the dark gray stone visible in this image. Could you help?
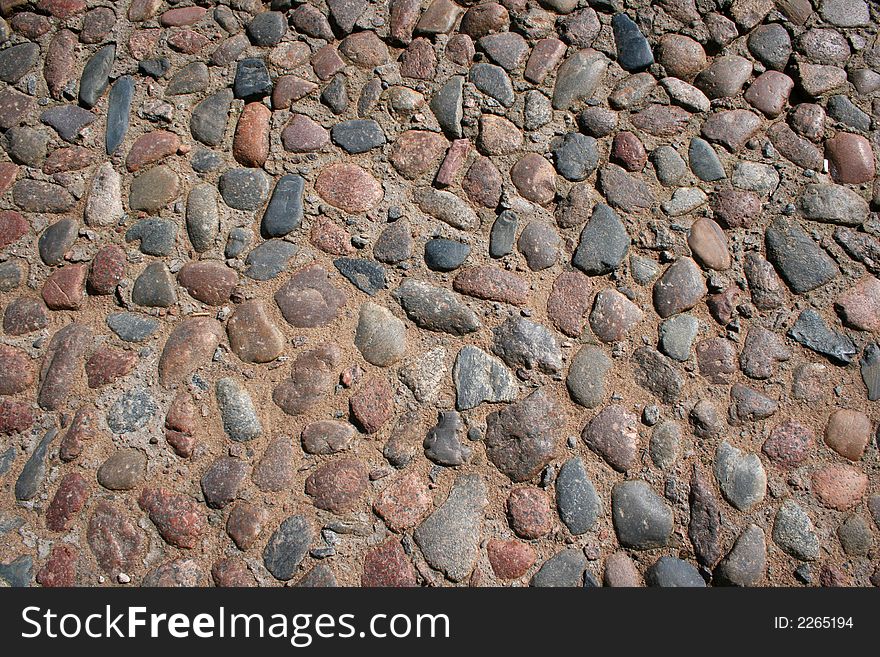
[556,457,601,535]
[226,227,253,259]
[234,58,272,100]
[0,42,39,83]
[191,89,233,147]
[748,23,791,71]
[139,58,170,78]
[469,63,515,107]
[219,167,271,210]
[424,411,471,466]
[531,549,587,587]
[245,239,297,281]
[39,218,79,266]
[263,515,313,580]
[552,132,599,181]
[216,378,262,442]
[765,217,838,294]
[15,429,57,502]
[247,11,286,46]
[0,555,32,587]
[107,389,157,434]
[453,345,517,411]
[492,316,562,373]
[334,258,386,295]
[107,313,160,342]
[321,73,348,114]
[125,218,177,256]
[572,203,629,275]
[861,343,880,401]
[424,238,470,272]
[131,262,177,307]
[80,44,116,107]
[106,76,133,155]
[714,524,766,586]
[788,308,857,364]
[688,137,726,181]
[393,280,481,335]
[191,148,223,173]
[646,557,706,587]
[261,174,304,238]
[330,119,386,154]
[612,13,654,71]
[374,220,413,264]
[713,441,767,511]
[772,500,819,561]
[827,94,871,132]
[611,480,673,549]
[489,210,517,258]
[40,105,96,142]
[430,75,464,138]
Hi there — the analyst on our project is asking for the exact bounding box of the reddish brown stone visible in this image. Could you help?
[435,138,470,187]
[339,31,389,67]
[507,487,553,539]
[41,264,87,310]
[3,297,48,335]
[314,163,383,213]
[762,420,814,468]
[138,487,206,548]
[273,77,318,110]
[389,130,448,179]
[825,133,875,184]
[281,114,329,153]
[525,37,566,84]
[400,37,436,79]
[374,471,432,532]
[273,344,342,416]
[38,0,85,18]
[159,6,206,27]
[45,28,78,100]
[812,465,868,511]
[305,457,369,513]
[0,162,19,195]
[80,6,116,43]
[46,472,90,532]
[158,317,224,386]
[39,323,90,411]
[390,0,420,45]
[510,153,557,205]
[311,44,345,80]
[212,557,257,587]
[88,245,125,295]
[165,392,196,458]
[167,29,210,54]
[712,189,761,228]
[10,12,51,38]
[60,406,98,462]
[226,502,266,550]
[128,28,161,60]
[589,288,643,342]
[547,270,593,337]
[453,265,530,305]
[478,114,522,155]
[0,399,33,434]
[87,501,144,576]
[126,131,181,172]
[445,33,475,65]
[0,345,34,395]
[611,131,647,171]
[0,210,27,250]
[462,156,502,208]
[836,276,880,332]
[824,409,871,461]
[270,42,312,69]
[487,538,536,580]
[582,404,639,472]
[233,103,271,168]
[630,104,691,136]
[310,216,355,255]
[37,544,77,587]
[177,261,237,305]
[361,539,417,587]
[43,146,96,174]
[350,376,393,434]
[85,348,138,388]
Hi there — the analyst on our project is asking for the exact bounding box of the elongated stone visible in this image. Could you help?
[261,174,304,238]
[105,76,133,155]
[15,429,57,501]
[79,44,115,108]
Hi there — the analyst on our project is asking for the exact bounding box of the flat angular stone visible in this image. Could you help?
[612,481,673,550]
[453,345,517,411]
[393,280,480,336]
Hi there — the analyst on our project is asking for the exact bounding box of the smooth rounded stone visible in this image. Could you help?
[713,441,766,512]
[772,500,819,561]
[158,317,224,386]
[485,387,563,482]
[524,37,566,84]
[125,218,176,256]
[40,105,96,143]
[216,378,261,443]
[837,276,880,333]
[837,514,873,557]
[190,90,232,147]
[165,61,209,96]
[812,464,868,511]
[701,110,762,152]
[530,549,587,588]
[517,221,560,271]
[483,211,515,259]
[423,238,470,272]
[824,409,871,462]
[769,123,823,170]
[227,300,284,364]
[13,179,74,213]
[632,346,684,403]
[413,474,487,583]
[491,316,561,374]
[429,76,464,139]
[97,449,146,491]
[788,308,856,365]
[245,240,297,281]
[551,132,598,182]
[424,410,471,466]
[416,190,479,233]
[611,131,647,172]
[630,104,691,138]
[748,23,791,71]
[219,167,270,211]
[453,345,517,411]
[181,184,218,251]
[200,457,247,510]
[689,398,726,440]
[657,34,706,81]
[82,163,123,228]
[2,126,48,166]
[653,257,707,318]
[105,76,134,156]
[555,457,600,535]
[225,227,253,260]
[646,557,705,588]
[230,57,270,100]
[582,404,639,473]
[745,71,793,118]
[552,48,608,111]
[462,156,502,209]
[245,10,285,46]
[393,279,480,335]
[0,345,34,395]
[37,323,90,411]
[765,217,837,295]
[13,428,55,501]
[509,153,556,206]
[263,515,313,581]
[797,28,849,65]
[729,384,778,424]
[850,69,880,94]
[572,204,629,276]
[249,438,294,493]
[688,218,730,271]
[798,63,847,97]
[106,388,157,434]
[469,62,514,107]
[38,218,78,266]
[302,421,356,456]
[487,539,536,580]
[389,130,448,180]
[330,119,386,155]
[731,161,780,195]
[128,165,179,213]
[261,174,304,239]
[825,133,875,185]
[597,164,653,212]
[688,137,726,182]
[651,146,687,186]
[589,289,643,343]
[578,106,617,138]
[612,481,673,549]
[315,163,383,214]
[354,302,406,367]
[566,345,611,409]
[478,114,522,155]
[650,421,681,470]
[821,0,870,26]
[657,313,698,362]
[131,262,177,308]
[273,345,341,416]
[77,43,115,107]
[107,313,159,343]
[695,55,752,100]
[611,12,653,71]
[275,264,346,328]
[232,102,270,168]
[662,187,708,217]
[826,95,870,132]
[761,419,813,469]
[714,525,766,587]
[0,41,39,84]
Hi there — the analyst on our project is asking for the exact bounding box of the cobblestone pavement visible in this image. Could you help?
[0,0,879,588]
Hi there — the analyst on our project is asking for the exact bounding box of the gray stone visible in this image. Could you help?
[715,525,766,586]
[469,63,514,107]
[572,204,629,275]
[125,218,177,256]
[820,0,870,27]
[166,62,209,96]
[566,345,611,408]
[688,137,726,181]
[399,347,447,404]
[611,480,673,549]
[261,174,304,238]
[2,126,48,166]
[552,132,598,181]
[334,258,386,296]
[713,441,766,511]
[453,345,517,411]
[492,316,562,374]
[220,167,271,211]
[186,183,219,252]
[650,421,680,470]
[216,378,262,442]
[632,346,684,403]
[531,549,587,587]
[646,557,706,587]
[0,555,32,587]
[748,23,791,71]
[837,513,873,556]
[798,184,868,226]
[107,389,156,434]
[234,58,272,100]
[826,95,871,132]
[556,457,601,535]
[263,515,313,581]
[772,500,819,561]
[374,219,413,264]
[658,313,699,362]
[247,10,286,46]
[106,76,134,155]
[393,280,481,335]
[97,449,146,491]
[226,227,252,259]
[0,42,39,83]
[15,429,57,502]
[354,302,406,367]
[430,75,464,139]
[861,343,880,401]
[612,13,653,71]
[424,238,470,272]
[424,411,471,466]
[517,221,560,271]
[107,313,160,342]
[79,44,115,108]
[553,49,608,110]
[245,240,297,281]
[40,105,96,142]
[330,119,386,154]
[489,210,517,258]
[132,262,177,307]
[191,90,233,147]
[651,146,687,186]
[39,218,79,266]
[788,308,856,365]
[414,188,479,231]
[321,74,348,114]
[191,148,223,173]
[765,217,838,294]
[413,474,487,582]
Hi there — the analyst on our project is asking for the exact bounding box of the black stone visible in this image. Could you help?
[572,204,629,275]
[424,238,471,272]
[330,119,386,154]
[612,13,654,72]
[321,73,348,114]
[261,174,304,238]
[234,58,272,101]
[139,58,170,79]
[105,76,133,155]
